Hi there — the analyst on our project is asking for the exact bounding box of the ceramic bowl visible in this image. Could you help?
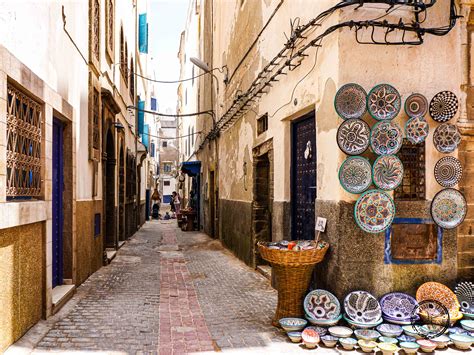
[463,311,474,320]
[378,342,399,355]
[321,335,338,348]
[287,331,302,343]
[448,326,469,335]
[339,337,357,350]
[379,336,398,344]
[431,334,450,349]
[382,316,413,325]
[421,323,447,335]
[461,319,474,332]
[279,317,307,332]
[306,314,341,326]
[305,326,327,336]
[399,341,420,354]
[397,334,417,343]
[302,327,320,348]
[328,326,353,338]
[354,329,381,341]
[416,339,437,353]
[343,314,382,329]
[377,323,403,337]
[449,333,474,350]
[357,339,377,353]
[402,325,422,339]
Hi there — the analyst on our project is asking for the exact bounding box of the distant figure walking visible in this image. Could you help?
[173,191,181,215]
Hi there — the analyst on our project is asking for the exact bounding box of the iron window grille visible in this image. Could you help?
[89,0,100,68]
[105,0,114,59]
[394,139,426,201]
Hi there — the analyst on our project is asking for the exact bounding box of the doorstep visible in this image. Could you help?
[106,249,117,263]
[118,241,126,249]
[51,284,75,314]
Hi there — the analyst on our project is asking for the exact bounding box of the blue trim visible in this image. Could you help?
[163,195,172,204]
[181,161,201,176]
[384,217,443,265]
[138,100,145,136]
[52,118,64,287]
[139,14,148,53]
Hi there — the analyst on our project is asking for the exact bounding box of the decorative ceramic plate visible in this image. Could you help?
[434,156,463,188]
[344,290,382,324]
[380,292,418,321]
[455,282,474,313]
[430,91,459,122]
[370,121,403,155]
[339,157,372,194]
[431,188,467,229]
[372,155,404,191]
[405,116,429,144]
[416,282,460,314]
[304,289,341,320]
[354,190,395,234]
[337,118,370,155]
[433,123,461,153]
[335,83,368,120]
[367,84,401,121]
[405,93,428,117]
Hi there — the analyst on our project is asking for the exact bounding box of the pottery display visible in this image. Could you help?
[370,121,403,155]
[302,327,320,348]
[339,337,357,350]
[376,323,403,337]
[335,83,368,120]
[344,290,382,324]
[378,342,399,355]
[449,326,470,335]
[397,334,417,343]
[367,84,401,121]
[278,317,307,332]
[372,155,403,191]
[434,156,463,188]
[379,336,398,344]
[337,118,371,155]
[405,93,428,117]
[402,325,423,339]
[354,329,381,341]
[383,314,415,325]
[399,341,420,354]
[463,311,474,320]
[305,326,328,336]
[455,281,474,313]
[328,326,353,338]
[343,314,382,329]
[380,292,418,321]
[405,115,429,144]
[339,156,372,194]
[354,190,395,234]
[449,333,474,350]
[429,90,458,122]
[416,339,437,352]
[304,289,341,321]
[433,123,461,153]
[305,314,341,326]
[461,319,474,332]
[287,331,302,343]
[321,335,338,347]
[431,188,467,230]
[431,334,450,349]
[357,339,377,353]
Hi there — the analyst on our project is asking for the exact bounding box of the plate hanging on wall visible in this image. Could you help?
[433,123,461,154]
[430,188,467,230]
[405,93,428,118]
[434,156,463,188]
[372,155,404,191]
[334,83,368,120]
[367,84,401,121]
[337,118,370,155]
[339,156,372,194]
[429,91,458,123]
[405,116,429,144]
[370,121,403,155]
[354,189,395,234]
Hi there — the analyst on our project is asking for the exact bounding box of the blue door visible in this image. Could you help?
[52,118,64,287]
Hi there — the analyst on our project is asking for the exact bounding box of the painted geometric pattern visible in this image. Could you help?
[92,88,100,150]
[6,84,42,198]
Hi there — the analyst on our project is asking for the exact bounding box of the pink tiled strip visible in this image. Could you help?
[158,227,215,354]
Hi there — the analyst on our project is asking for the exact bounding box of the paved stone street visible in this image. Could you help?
[6,220,471,355]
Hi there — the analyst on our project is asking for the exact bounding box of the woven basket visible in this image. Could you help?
[257,242,329,326]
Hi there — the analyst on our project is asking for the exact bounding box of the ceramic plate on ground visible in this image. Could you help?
[372,155,404,191]
[433,123,461,153]
[304,289,341,320]
[416,282,460,314]
[367,84,401,121]
[434,156,463,188]
[380,292,418,321]
[405,116,429,144]
[339,156,372,194]
[455,282,474,313]
[354,190,395,234]
[344,291,382,324]
[337,118,370,155]
[335,83,368,120]
[405,93,428,117]
[430,91,458,122]
[370,121,403,155]
[431,188,467,230]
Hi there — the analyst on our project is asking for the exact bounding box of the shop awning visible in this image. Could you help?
[181,161,201,176]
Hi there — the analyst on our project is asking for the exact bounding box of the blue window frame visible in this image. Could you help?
[139,13,148,53]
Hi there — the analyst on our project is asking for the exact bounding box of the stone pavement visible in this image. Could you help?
[6,220,472,355]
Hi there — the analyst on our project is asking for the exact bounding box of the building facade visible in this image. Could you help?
[181,0,474,298]
[0,0,153,351]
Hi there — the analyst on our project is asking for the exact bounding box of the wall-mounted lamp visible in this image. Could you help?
[190,56,229,86]
[112,122,125,130]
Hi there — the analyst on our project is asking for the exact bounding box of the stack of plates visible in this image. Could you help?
[380,292,418,325]
[304,289,342,327]
[343,291,382,328]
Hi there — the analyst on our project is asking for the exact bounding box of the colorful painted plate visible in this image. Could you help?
[304,289,341,320]
[455,282,474,313]
[433,123,461,153]
[434,156,463,188]
[405,116,429,144]
[335,83,368,120]
[339,156,372,194]
[430,91,459,122]
[370,121,403,155]
[416,282,460,314]
[354,190,395,234]
[367,84,401,121]
[380,292,418,321]
[344,290,382,324]
[372,155,404,191]
[405,93,428,118]
[430,188,467,229]
[337,118,370,155]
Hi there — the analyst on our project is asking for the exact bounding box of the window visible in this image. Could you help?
[162,141,168,148]
[257,113,268,135]
[94,213,101,237]
[164,180,170,186]
[89,0,100,66]
[105,0,114,60]
[394,139,426,201]
[120,27,128,82]
[138,13,148,54]
[126,151,137,198]
[6,83,43,199]
[150,142,155,158]
[129,57,134,101]
[163,163,172,173]
[92,88,100,150]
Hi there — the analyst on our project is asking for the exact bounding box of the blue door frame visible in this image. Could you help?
[52,118,64,287]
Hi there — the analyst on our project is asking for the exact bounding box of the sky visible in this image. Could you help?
[148,0,189,114]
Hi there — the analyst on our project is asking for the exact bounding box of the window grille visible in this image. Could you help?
[130,57,135,101]
[257,113,268,135]
[120,27,127,81]
[106,0,114,57]
[6,84,43,198]
[91,0,100,63]
[126,151,136,198]
[92,88,100,150]
[394,139,426,201]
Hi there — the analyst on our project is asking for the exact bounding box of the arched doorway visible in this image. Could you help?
[105,128,116,249]
[118,143,125,242]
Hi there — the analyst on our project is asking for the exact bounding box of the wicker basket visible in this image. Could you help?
[257,241,329,326]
